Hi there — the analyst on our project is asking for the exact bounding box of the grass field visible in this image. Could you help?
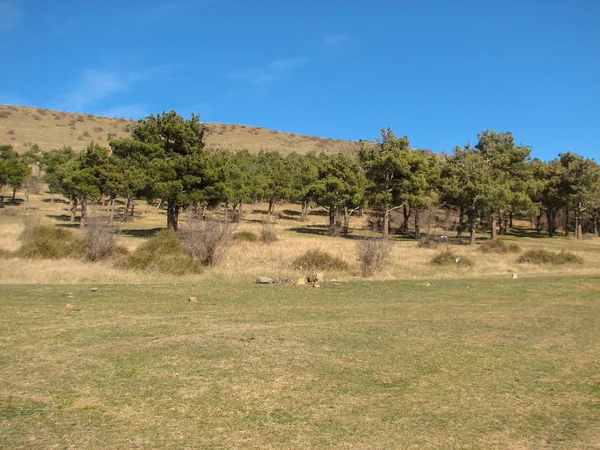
[1,189,600,448]
[1,276,599,449]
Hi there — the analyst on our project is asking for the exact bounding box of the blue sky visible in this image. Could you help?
[1,0,599,161]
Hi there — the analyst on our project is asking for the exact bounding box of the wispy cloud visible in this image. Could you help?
[61,70,126,111]
[232,57,307,85]
[100,104,149,119]
[58,65,180,111]
[0,0,21,31]
[323,33,348,48]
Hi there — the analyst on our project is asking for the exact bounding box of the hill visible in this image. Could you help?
[0,105,366,155]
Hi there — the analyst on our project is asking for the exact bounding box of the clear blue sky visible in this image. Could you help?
[1,0,599,161]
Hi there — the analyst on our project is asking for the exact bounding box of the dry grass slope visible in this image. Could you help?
[0,105,367,155]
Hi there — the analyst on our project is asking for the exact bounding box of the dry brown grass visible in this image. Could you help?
[0,105,367,155]
[1,193,599,285]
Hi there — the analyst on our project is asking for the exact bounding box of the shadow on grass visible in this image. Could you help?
[507,226,549,239]
[47,214,72,222]
[42,198,69,204]
[120,228,164,238]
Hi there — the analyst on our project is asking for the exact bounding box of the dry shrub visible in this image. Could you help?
[260,222,278,243]
[431,250,473,267]
[179,218,233,266]
[517,249,583,265]
[125,230,202,275]
[357,238,393,277]
[84,217,121,261]
[0,248,12,259]
[292,249,349,272]
[16,223,84,259]
[479,239,521,254]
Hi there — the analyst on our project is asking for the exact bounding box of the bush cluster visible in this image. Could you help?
[517,249,583,265]
[292,249,349,272]
[479,239,521,254]
[431,250,473,267]
[233,231,258,242]
[124,230,203,275]
[16,225,85,259]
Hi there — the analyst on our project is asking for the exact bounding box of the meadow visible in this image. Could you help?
[1,193,599,448]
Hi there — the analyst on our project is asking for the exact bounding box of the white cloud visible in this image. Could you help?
[323,33,348,48]
[233,57,308,85]
[61,70,126,111]
[0,0,21,31]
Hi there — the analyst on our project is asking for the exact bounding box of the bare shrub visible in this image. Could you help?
[93,126,104,132]
[357,238,393,277]
[6,129,15,135]
[84,216,121,261]
[76,115,85,122]
[82,130,91,137]
[0,111,11,118]
[179,218,233,266]
[260,222,278,243]
[33,115,42,121]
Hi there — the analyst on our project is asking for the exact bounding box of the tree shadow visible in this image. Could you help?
[47,214,72,222]
[42,198,69,204]
[507,226,549,239]
[120,228,164,238]
[282,209,301,216]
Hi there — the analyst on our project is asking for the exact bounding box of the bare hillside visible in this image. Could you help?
[0,105,366,155]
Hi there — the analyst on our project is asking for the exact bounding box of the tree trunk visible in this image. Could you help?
[469,211,477,245]
[267,199,274,223]
[108,197,115,224]
[70,198,78,223]
[342,206,350,234]
[130,198,135,218]
[401,205,410,234]
[79,198,87,229]
[328,206,337,235]
[383,209,390,240]
[564,207,569,237]
[123,196,132,222]
[167,201,179,231]
[536,212,543,235]
[491,211,497,240]
[12,187,17,201]
[414,208,420,239]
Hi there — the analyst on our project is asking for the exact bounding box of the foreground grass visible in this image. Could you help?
[1,276,599,448]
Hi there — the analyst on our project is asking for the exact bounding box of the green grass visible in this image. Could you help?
[1,276,599,448]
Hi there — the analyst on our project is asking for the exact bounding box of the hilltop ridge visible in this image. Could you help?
[0,105,366,155]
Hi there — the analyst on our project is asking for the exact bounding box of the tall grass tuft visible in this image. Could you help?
[517,249,583,265]
[124,230,203,275]
[292,249,349,272]
[479,239,521,254]
[431,249,473,267]
[16,222,84,259]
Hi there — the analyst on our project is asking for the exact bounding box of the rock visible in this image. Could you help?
[65,304,74,309]
[256,277,274,284]
[90,287,98,292]
[63,293,74,298]
[189,296,198,302]
[316,272,324,282]
[295,278,306,285]
[512,273,518,279]
[313,281,321,288]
